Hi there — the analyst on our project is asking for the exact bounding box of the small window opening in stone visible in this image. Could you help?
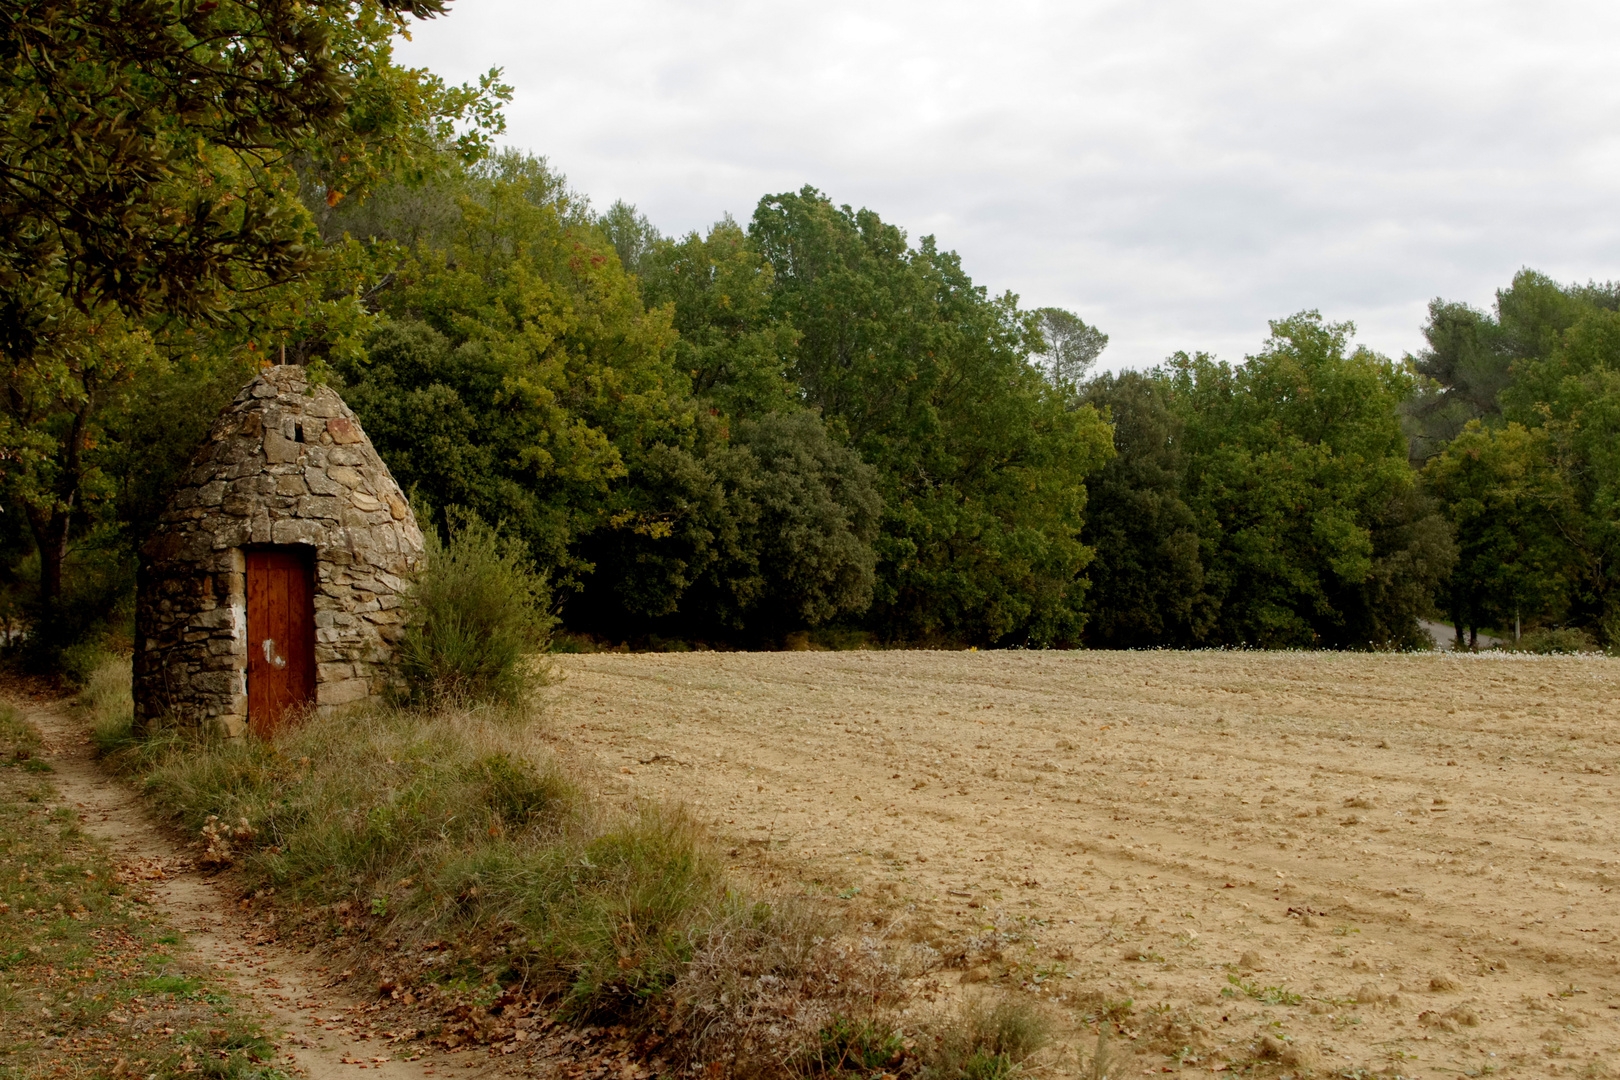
[294,423,305,443]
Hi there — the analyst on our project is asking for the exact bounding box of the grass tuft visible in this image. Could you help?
[917,996,1051,1080]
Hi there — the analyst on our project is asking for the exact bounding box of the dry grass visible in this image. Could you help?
[81,661,928,1077]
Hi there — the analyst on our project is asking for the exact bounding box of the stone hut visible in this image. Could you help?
[134,365,424,738]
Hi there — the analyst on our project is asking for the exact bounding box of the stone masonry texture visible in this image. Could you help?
[134,365,424,736]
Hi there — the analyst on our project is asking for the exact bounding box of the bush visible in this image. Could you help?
[397,512,555,706]
[1503,627,1599,654]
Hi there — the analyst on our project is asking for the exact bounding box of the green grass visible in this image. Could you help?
[0,704,44,770]
[0,717,286,1080]
[88,662,905,1076]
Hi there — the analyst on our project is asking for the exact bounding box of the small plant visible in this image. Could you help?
[800,1015,906,1074]
[920,997,1050,1080]
[1224,974,1302,1005]
[396,510,555,707]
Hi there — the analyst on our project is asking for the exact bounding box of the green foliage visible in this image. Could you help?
[1415,270,1620,646]
[1165,313,1453,648]
[800,1016,906,1074]
[1503,627,1599,654]
[0,0,505,656]
[397,513,555,707]
[1079,372,1213,647]
[640,216,800,420]
[751,186,1115,645]
[1423,421,1572,643]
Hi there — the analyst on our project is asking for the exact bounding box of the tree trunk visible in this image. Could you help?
[1469,624,1478,651]
[24,390,92,640]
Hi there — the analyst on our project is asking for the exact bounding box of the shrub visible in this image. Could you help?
[397,512,555,706]
[1504,627,1599,654]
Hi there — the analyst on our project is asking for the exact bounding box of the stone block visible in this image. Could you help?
[297,495,346,520]
[270,518,322,545]
[318,661,355,682]
[306,468,343,496]
[327,465,363,489]
[215,715,249,739]
[317,678,369,706]
[326,416,363,444]
[264,429,300,464]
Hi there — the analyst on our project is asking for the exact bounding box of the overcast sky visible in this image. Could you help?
[395,0,1620,370]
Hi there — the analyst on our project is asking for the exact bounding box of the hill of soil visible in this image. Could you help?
[544,649,1620,1077]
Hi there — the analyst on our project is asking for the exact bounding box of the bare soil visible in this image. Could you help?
[19,703,499,1080]
[544,649,1620,1077]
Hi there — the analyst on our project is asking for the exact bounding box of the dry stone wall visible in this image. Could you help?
[134,365,424,736]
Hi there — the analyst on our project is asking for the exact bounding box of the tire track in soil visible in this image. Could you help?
[20,703,500,1080]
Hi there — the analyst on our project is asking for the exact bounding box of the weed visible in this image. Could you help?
[799,1015,906,1074]
[0,703,42,765]
[918,996,1050,1080]
[1223,974,1303,1005]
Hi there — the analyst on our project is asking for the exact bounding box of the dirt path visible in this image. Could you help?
[545,649,1620,1077]
[18,702,494,1080]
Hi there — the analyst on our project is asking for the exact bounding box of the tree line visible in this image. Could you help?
[1,4,1613,662]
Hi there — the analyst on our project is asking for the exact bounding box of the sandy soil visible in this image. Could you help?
[20,704,499,1080]
[544,649,1620,1077]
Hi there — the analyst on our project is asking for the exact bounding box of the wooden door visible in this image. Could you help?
[246,547,316,737]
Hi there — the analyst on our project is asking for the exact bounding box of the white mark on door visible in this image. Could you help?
[262,639,287,669]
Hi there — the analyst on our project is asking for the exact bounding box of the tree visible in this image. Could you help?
[1171,313,1453,649]
[335,157,686,591]
[1032,307,1108,393]
[639,217,800,421]
[1078,372,1213,647]
[597,200,663,280]
[1423,421,1572,646]
[0,0,506,640]
[749,187,1114,644]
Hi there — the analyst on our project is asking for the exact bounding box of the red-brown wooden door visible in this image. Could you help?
[246,547,316,737]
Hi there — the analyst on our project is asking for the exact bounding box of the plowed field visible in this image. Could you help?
[543,650,1620,1077]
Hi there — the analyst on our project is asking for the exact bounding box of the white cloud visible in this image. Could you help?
[397,0,1620,368]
